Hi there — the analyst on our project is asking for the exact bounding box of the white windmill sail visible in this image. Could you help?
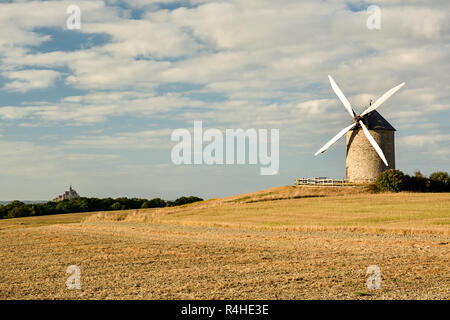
[315,75,404,166]
[328,75,355,118]
[315,123,356,155]
[360,82,405,117]
[359,120,388,166]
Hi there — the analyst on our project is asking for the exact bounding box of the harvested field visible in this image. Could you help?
[0,187,449,299]
[85,187,450,236]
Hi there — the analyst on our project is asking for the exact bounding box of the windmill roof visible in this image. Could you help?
[357,110,396,131]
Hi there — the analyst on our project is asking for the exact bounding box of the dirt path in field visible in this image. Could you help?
[0,222,448,299]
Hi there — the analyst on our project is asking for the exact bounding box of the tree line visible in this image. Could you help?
[0,196,203,219]
[376,170,449,192]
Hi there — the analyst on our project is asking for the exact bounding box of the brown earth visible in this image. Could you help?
[0,186,448,299]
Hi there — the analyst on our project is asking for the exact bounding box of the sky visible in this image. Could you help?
[0,0,449,200]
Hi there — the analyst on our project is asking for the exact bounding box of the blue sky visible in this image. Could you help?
[0,0,449,200]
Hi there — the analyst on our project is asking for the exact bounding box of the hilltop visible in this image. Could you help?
[84,185,449,236]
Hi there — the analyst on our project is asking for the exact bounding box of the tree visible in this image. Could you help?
[148,198,166,208]
[173,196,203,206]
[111,202,122,211]
[6,206,29,218]
[429,171,449,192]
[0,194,203,220]
[166,201,174,207]
[376,169,406,192]
[414,170,429,192]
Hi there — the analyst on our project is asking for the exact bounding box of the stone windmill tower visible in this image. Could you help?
[315,75,404,183]
[345,110,395,182]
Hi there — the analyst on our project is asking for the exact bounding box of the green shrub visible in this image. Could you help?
[174,196,203,206]
[166,201,174,207]
[0,194,203,220]
[429,171,450,192]
[403,171,428,192]
[147,198,166,208]
[111,202,122,210]
[376,169,406,192]
[378,170,450,193]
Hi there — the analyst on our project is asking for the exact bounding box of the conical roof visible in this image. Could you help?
[355,110,396,131]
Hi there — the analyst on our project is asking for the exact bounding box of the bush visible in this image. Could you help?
[0,194,204,220]
[376,170,449,193]
[376,169,406,192]
[166,201,174,207]
[429,171,450,192]
[147,198,166,208]
[6,206,29,218]
[111,202,122,210]
[174,196,203,206]
[403,171,427,192]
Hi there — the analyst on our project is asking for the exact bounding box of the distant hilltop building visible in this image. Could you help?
[53,185,80,202]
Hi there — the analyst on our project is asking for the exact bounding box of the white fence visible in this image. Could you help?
[294,177,348,186]
[295,177,376,186]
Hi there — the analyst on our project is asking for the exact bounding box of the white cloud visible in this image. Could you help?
[0,91,207,123]
[2,69,60,92]
[0,0,449,197]
[66,129,174,149]
[399,134,450,148]
[0,139,120,179]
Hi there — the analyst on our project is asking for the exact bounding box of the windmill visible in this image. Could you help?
[315,75,405,182]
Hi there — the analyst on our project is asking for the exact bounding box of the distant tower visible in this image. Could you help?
[53,185,80,202]
[345,110,395,182]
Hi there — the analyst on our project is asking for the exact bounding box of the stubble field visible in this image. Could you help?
[0,186,449,299]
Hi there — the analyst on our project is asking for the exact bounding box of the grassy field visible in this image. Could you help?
[85,186,450,235]
[0,186,449,299]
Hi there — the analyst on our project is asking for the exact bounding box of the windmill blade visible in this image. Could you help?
[314,122,357,156]
[360,82,405,117]
[359,120,388,166]
[328,75,355,118]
